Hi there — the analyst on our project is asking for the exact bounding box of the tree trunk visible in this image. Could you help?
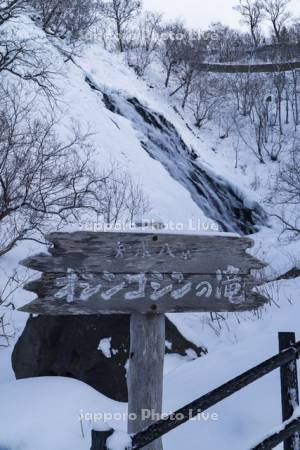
[181,70,193,109]
[165,63,173,88]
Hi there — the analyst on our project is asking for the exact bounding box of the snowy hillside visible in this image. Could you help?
[39,39,268,234]
[1,7,300,450]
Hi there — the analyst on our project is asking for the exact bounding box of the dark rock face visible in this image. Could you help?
[12,315,205,402]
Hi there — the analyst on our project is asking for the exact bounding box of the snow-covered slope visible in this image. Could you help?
[52,41,268,234]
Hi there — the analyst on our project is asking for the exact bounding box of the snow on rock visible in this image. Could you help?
[165,340,172,351]
[98,337,113,358]
[106,430,132,450]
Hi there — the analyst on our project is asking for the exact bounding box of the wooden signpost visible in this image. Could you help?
[19,231,268,450]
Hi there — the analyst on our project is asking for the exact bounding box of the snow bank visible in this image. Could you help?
[0,377,126,450]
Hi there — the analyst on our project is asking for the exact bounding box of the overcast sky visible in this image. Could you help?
[143,0,300,30]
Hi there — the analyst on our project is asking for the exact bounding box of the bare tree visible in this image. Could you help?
[271,142,300,239]
[0,17,58,97]
[169,31,207,109]
[229,73,261,116]
[264,125,287,160]
[234,0,264,47]
[29,0,100,41]
[100,0,142,52]
[188,73,223,128]
[288,19,300,46]
[272,71,286,134]
[249,109,268,163]
[261,0,291,42]
[232,132,241,169]
[0,0,26,25]
[92,16,114,51]
[0,83,150,257]
[126,10,162,76]
[0,305,14,347]
[0,88,93,256]
[97,169,150,225]
[158,21,187,88]
[0,267,29,346]
[288,69,299,128]
[233,77,269,163]
[208,22,247,62]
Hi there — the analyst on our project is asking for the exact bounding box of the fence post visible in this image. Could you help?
[279,332,300,450]
[90,429,114,450]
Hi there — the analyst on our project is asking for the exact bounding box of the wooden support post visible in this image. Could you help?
[279,332,300,450]
[90,429,114,450]
[128,313,165,450]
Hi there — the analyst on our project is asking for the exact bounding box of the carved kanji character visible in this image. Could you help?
[159,244,175,257]
[215,266,245,304]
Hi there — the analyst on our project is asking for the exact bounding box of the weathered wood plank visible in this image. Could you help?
[19,232,265,275]
[19,269,265,314]
[19,231,268,315]
[18,292,266,315]
[128,314,165,450]
[23,271,260,296]
[20,249,265,274]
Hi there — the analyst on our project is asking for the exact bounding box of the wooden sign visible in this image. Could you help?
[18,231,268,450]
[19,231,267,315]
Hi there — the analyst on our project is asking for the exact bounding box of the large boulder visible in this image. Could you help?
[12,315,205,402]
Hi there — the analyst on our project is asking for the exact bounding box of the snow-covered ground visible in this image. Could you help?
[1,16,300,450]
[1,285,300,450]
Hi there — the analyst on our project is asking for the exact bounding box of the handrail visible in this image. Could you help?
[251,416,300,449]
[131,341,300,449]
